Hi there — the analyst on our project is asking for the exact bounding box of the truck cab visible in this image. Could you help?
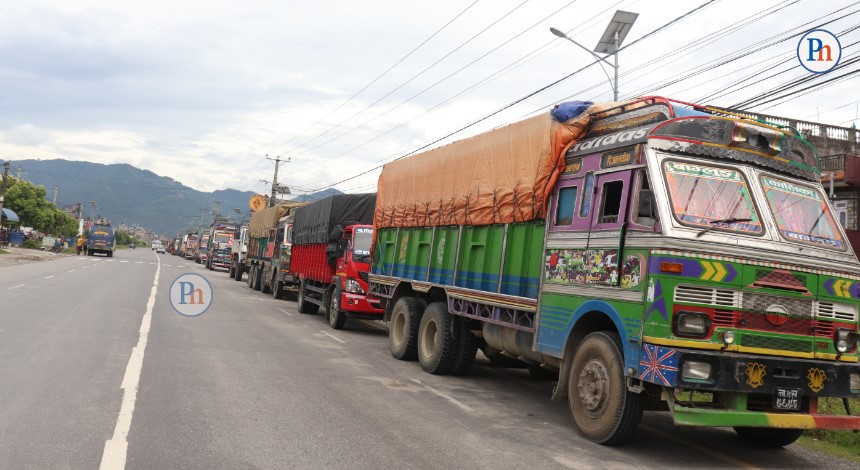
[325,224,383,329]
[229,226,248,280]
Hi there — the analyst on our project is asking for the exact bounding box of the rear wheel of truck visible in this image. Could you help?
[252,267,263,291]
[732,427,803,447]
[568,332,644,445]
[261,271,272,294]
[297,281,319,314]
[246,266,254,287]
[272,280,283,300]
[450,317,478,376]
[235,265,244,282]
[327,286,347,330]
[389,297,425,361]
[228,264,235,278]
[417,302,458,375]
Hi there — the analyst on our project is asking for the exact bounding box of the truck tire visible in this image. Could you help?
[450,317,478,376]
[297,281,319,314]
[235,265,244,282]
[248,266,256,288]
[417,302,458,375]
[389,297,426,361]
[261,270,272,294]
[252,267,263,291]
[732,427,803,447]
[327,285,347,330]
[228,264,235,278]
[568,332,644,445]
[272,280,283,300]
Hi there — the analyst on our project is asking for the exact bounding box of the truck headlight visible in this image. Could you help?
[681,360,712,382]
[345,278,365,294]
[835,329,854,354]
[674,312,711,338]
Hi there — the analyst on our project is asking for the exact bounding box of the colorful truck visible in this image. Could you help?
[369,97,860,446]
[229,225,248,280]
[184,233,198,261]
[86,222,115,257]
[196,233,210,264]
[291,194,383,329]
[207,221,235,271]
[244,202,305,296]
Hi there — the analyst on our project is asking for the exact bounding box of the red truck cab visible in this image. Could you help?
[329,225,383,327]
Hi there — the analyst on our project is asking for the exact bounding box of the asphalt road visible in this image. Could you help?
[0,248,857,469]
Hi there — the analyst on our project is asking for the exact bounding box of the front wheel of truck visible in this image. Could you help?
[234,265,243,282]
[389,297,425,361]
[327,286,346,330]
[297,281,319,314]
[568,332,644,445]
[732,427,803,447]
[417,302,458,375]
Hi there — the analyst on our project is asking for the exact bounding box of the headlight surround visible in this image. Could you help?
[673,311,711,338]
[681,360,713,382]
[835,329,855,354]
[344,278,365,294]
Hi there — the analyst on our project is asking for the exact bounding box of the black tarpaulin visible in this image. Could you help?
[292,194,376,245]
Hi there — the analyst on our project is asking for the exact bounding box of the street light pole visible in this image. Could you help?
[550,10,638,102]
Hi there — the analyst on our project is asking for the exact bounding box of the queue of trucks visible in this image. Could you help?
[216,97,860,447]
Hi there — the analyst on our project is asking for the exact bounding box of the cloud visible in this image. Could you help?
[3,123,53,146]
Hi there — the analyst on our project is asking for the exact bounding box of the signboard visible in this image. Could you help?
[249,194,268,212]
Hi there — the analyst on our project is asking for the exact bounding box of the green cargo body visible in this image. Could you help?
[373,222,545,299]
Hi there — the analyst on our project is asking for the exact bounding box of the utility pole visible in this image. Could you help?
[213,200,222,218]
[77,202,84,235]
[266,154,290,207]
[52,185,59,205]
[89,201,97,225]
[0,161,9,226]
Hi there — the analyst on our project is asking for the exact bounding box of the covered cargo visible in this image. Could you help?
[374,102,632,229]
[248,202,306,238]
[292,194,376,245]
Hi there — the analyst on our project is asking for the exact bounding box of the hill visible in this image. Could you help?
[16,159,257,236]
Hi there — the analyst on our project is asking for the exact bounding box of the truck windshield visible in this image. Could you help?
[214,233,231,244]
[663,160,762,235]
[353,228,373,262]
[761,175,845,250]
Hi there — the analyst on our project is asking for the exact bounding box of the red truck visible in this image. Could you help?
[290,194,382,329]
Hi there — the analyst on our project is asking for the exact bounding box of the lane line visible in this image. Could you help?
[120,261,129,263]
[148,263,156,265]
[278,308,293,317]
[99,257,161,470]
[134,262,143,264]
[83,266,88,269]
[410,379,473,412]
[68,270,76,273]
[320,331,346,344]
[9,284,25,289]
[45,275,54,279]
[639,424,760,470]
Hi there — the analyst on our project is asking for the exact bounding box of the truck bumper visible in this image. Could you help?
[639,343,860,429]
[342,292,384,317]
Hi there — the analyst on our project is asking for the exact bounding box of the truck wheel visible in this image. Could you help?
[252,267,263,291]
[568,332,644,445]
[272,280,283,300]
[261,271,272,294]
[297,281,319,314]
[235,265,244,282]
[417,302,458,375]
[450,317,478,376]
[389,297,426,361]
[328,286,347,330]
[248,266,256,289]
[732,427,803,447]
[228,265,235,278]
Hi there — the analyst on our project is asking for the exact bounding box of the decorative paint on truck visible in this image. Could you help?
[369,97,860,446]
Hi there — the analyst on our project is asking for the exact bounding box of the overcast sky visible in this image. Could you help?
[1,0,858,195]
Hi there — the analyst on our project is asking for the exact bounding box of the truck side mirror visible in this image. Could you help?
[637,189,658,226]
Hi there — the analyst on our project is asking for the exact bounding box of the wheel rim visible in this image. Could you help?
[330,295,339,326]
[577,358,610,419]
[391,311,406,347]
[420,318,438,361]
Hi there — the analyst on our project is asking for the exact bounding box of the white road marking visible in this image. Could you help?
[177,265,184,268]
[99,257,161,470]
[134,262,143,264]
[68,270,76,273]
[410,379,473,412]
[320,330,346,344]
[9,284,25,289]
[278,308,293,317]
[164,265,172,267]
[83,266,88,269]
[120,261,129,263]
[148,263,156,265]
[45,275,54,279]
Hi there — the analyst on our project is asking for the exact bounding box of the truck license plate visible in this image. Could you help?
[773,387,802,410]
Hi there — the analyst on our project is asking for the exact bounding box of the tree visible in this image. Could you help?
[4,177,78,236]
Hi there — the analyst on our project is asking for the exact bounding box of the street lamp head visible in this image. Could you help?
[549,27,567,39]
[595,10,638,54]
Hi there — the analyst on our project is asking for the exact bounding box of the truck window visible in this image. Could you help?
[598,180,624,224]
[663,160,763,235]
[760,175,845,250]
[579,172,594,219]
[554,186,578,226]
[632,169,656,227]
[353,228,373,262]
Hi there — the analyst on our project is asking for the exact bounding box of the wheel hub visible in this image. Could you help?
[577,358,609,418]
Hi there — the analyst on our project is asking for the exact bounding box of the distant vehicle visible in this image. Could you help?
[151,241,162,250]
[206,222,236,271]
[156,246,165,254]
[129,243,136,249]
[86,223,116,257]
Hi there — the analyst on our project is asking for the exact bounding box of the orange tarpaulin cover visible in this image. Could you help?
[374,102,627,229]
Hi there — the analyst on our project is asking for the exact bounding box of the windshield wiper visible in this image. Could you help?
[696,218,752,237]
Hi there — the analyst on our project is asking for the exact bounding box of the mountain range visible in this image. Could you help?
[14,159,342,236]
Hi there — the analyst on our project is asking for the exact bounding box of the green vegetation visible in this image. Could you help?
[4,177,79,237]
[800,397,860,462]
[0,249,7,255]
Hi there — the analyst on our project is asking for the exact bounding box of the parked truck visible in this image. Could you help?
[244,202,306,296]
[229,225,248,281]
[290,194,383,329]
[184,233,198,261]
[369,97,860,446]
[206,221,236,271]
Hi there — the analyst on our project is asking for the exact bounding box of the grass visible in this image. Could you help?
[0,249,7,255]
[799,397,860,462]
